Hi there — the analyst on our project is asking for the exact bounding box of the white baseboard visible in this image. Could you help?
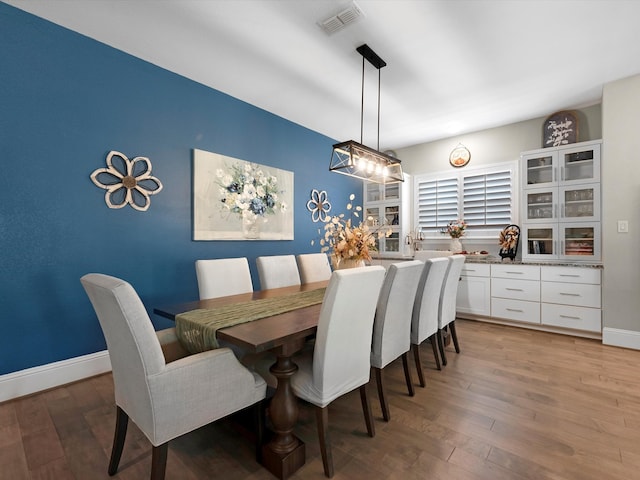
[0,350,112,403]
[602,327,640,350]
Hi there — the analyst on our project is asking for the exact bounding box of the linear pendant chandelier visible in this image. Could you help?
[329,44,403,184]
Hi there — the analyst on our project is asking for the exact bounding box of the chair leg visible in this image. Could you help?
[449,320,461,353]
[359,384,375,438]
[108,406,129,475]
[412,343,426,388]
[429,334,442,371]
[401,352,415,397]
[150,443,168,480]
[255,400,266,464]
[315,406,334,478]
[437,329,448,366]
[374,367,390,422]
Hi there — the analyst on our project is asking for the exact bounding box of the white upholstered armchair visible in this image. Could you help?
[81,273,266,480]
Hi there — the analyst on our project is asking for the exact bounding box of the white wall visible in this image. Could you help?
[602,74,640,336]
[395,105,602,255]
[397,105,601,175]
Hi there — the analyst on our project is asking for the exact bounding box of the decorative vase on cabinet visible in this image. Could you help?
[450,237,462,253]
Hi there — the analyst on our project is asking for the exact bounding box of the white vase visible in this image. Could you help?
[336,258,366,270]
[242,211,261,239]
[450,237,462,253]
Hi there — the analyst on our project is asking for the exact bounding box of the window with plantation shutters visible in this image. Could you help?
[414,162,517,236]
[415,176,459,230]
[462,170,512,227]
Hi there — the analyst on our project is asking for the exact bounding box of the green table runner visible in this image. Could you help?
[175,288,326,353]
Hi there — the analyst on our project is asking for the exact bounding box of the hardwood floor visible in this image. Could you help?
[3,319,640,479]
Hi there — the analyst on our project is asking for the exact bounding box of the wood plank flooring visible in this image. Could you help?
[3,319,640,479]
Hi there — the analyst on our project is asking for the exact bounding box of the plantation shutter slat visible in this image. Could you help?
[462,170,512,227]
[416,177,458,230]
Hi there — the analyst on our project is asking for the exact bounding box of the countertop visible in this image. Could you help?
[456,255,603,268]
[371,253,603,268]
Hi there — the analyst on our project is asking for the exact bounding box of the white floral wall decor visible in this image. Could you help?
[192,149,294,240]
[307,189,331,222]
[90,151,163,211]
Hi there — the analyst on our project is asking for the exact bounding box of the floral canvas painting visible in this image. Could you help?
[193,149,294,240]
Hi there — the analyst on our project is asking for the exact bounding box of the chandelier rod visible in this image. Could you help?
[377,67,381,151]
[360,54,365,144]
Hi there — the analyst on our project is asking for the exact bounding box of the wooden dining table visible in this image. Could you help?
[153,281,328,480]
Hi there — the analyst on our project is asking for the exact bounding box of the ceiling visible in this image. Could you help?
[6,0,640,150]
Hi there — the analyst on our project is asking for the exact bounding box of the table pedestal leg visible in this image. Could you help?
[261,353,305,479]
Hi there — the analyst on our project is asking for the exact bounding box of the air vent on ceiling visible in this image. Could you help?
[318,1,365,35]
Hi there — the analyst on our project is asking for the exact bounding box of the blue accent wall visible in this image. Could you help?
[0,3,360,375]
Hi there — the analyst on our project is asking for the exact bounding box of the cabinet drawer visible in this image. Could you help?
[541,303,601,332]
[492,278,540,302]
[491,298,540,324]
[541,282,601,308]
[491,264,540,281]
[461,263,490,277]
[541,266,601,285]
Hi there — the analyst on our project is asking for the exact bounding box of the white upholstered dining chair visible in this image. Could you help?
[256,254,301,289]
[296,253,332,284]
[195,257,253,300]
[370,260,424,421]
[80,273,266,480]
[437,254,466,366]
[290,266,386,478]
[411,257,449,386]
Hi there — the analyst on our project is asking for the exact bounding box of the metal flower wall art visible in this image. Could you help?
[306,189,331,222]
[90,151,163,211]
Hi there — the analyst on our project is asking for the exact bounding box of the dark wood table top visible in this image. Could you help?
[153,281,327,354]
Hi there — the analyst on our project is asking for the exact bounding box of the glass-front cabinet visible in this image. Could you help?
[524,183,600,224]
[522,223,601,261]
[363,174,411,257]
[524,141,601,188]
[521,140,601,262]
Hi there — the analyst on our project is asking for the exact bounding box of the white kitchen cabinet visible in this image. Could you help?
[522,222,601,261]
[457,263,490,316]
[540,266,601,332]
[364,173,411,257]
[521,140,601,262]
[490,264,540,324]
[523,140,601,188]
[455,260,602,337]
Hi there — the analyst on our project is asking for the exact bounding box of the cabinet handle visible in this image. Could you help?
[560,292,580,296]
[560,314,581,320]
[506,308,523,312]
[505,288,524,291]
[559,274,580,278]
[505,271,524,275]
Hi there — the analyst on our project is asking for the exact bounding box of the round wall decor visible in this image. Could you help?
[449,144,471,168]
